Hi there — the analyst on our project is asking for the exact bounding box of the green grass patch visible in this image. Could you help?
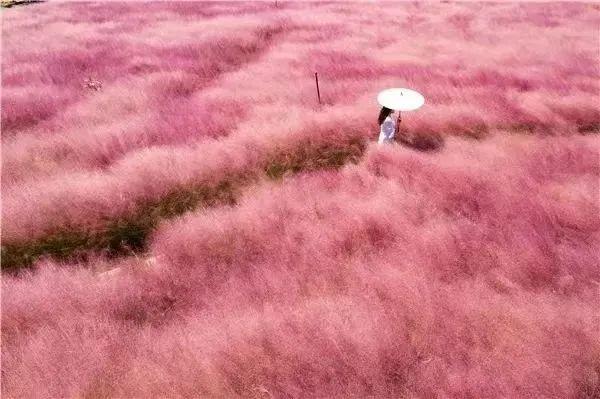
[1,178,244,273]
[265,137,366,179]
[2,138,367,273]
[1,0,43,8]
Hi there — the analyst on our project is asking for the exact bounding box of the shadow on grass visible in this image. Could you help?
[396,129,445,152]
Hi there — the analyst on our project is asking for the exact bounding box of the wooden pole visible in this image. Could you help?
[314,72,321,105]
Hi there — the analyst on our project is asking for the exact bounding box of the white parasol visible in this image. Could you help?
[377,88,425,111]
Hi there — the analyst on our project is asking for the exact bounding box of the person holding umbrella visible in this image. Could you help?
[377,107,401,144]
[376,88,424,145]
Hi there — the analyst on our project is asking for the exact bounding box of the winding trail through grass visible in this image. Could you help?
[1,136,366,272]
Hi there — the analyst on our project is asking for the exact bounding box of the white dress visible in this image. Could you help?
[378,115,395,144]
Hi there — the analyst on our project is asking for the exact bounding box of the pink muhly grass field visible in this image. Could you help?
[1,1,599,398]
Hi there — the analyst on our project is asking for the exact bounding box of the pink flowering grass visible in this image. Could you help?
[3,2,599,242]
[3,136,599,397]
[2,1,600,398]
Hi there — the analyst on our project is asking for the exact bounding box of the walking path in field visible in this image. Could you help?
[1,135,366,272]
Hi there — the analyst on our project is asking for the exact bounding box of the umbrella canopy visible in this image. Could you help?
[377,88,425,111]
